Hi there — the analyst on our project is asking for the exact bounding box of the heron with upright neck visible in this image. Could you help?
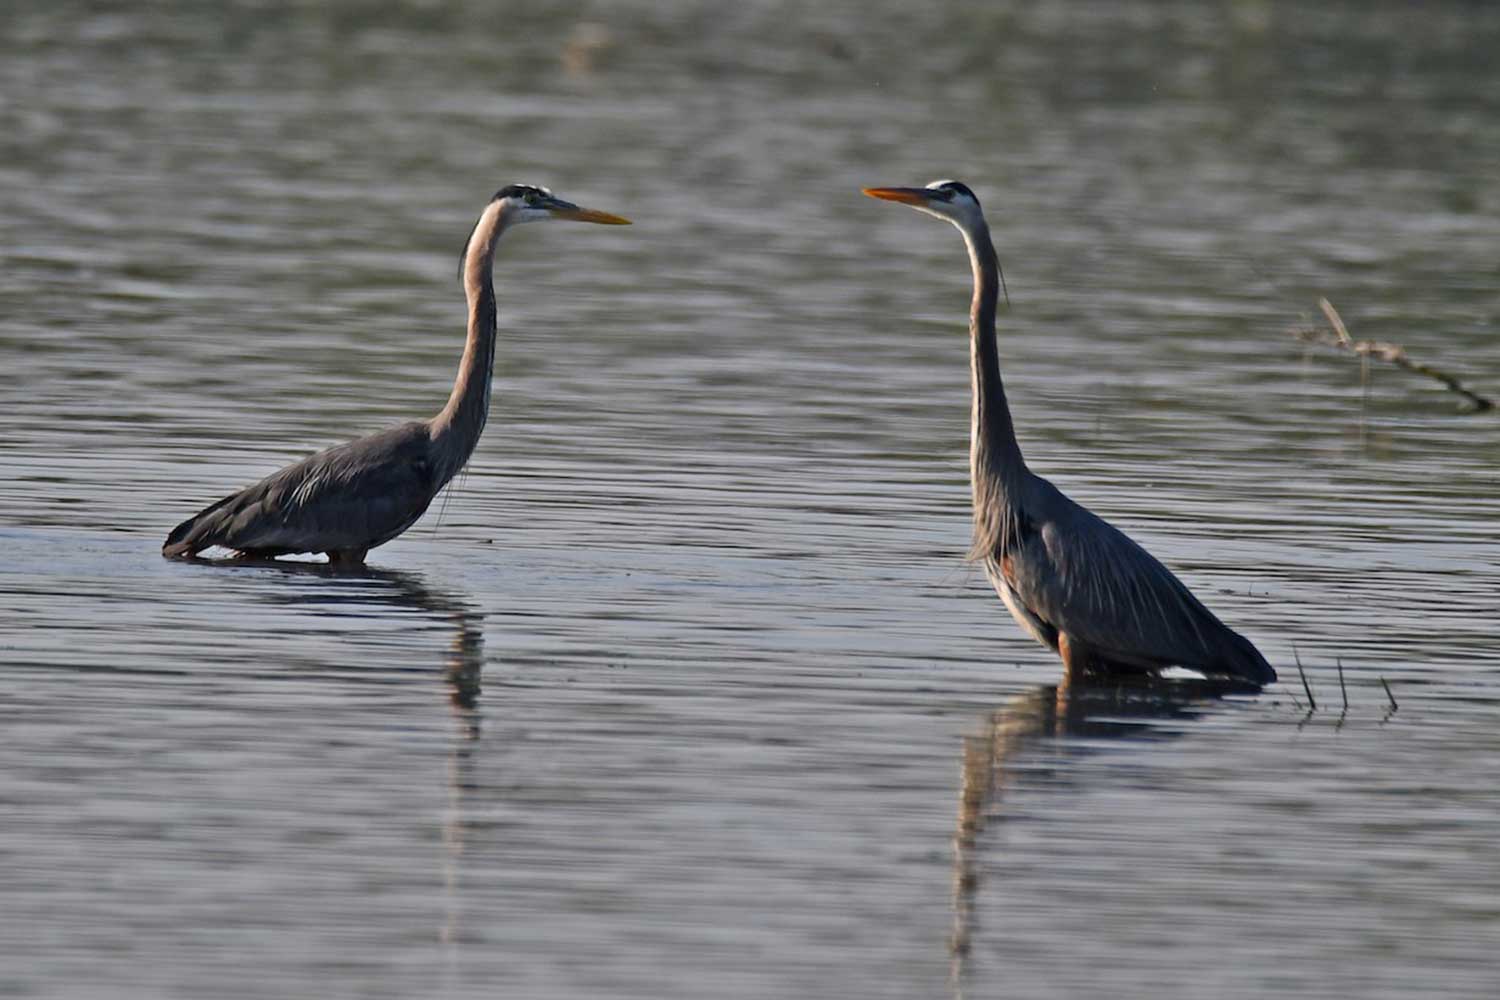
[863,180,1275,685]
[163,184,630,566]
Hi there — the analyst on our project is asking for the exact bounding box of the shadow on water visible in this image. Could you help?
[947,676,1265,996]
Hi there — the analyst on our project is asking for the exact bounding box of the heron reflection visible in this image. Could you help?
[948,676,1261,993]
[235,559,486,720]
[225,558,485,961]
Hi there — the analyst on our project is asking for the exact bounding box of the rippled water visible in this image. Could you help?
[3,2,1499,998]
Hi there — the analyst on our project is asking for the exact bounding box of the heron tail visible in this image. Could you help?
[1218,628,1278,686]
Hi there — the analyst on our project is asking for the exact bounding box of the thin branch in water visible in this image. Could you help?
[1380,676,1399,713]
[1294,646,1317,712]
[1290,298,1496,414]
[1320,298,1352,347]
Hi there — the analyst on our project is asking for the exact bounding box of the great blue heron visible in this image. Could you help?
[163,184,629,565]
[863,180,1275,685]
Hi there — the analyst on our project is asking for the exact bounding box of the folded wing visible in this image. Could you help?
[163,422,439,558]
[1003,478,1275,684]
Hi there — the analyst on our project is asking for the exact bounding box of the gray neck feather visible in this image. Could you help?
[961,217,1029,559]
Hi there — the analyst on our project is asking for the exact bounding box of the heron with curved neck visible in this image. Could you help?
[163,184,629,566]
[863,180,1275,685]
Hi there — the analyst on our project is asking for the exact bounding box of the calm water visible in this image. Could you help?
[3,2,1499,997]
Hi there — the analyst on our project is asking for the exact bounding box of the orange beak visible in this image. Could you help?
[549,205,632,225]
[862,186,934,206]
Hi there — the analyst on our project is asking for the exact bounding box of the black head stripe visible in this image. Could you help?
[492,183,553,202]
[934,180,978,205]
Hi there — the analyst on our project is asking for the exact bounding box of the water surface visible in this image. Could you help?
[3,2,1499,998]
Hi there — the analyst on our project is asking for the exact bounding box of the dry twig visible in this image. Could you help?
[1290,298,1495,413]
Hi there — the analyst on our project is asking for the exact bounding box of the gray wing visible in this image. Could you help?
[164,421,440,557]
[1002,476,1275,683]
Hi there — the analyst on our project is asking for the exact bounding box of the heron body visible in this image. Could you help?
[864,181,1275,685]
[163,184,629,565]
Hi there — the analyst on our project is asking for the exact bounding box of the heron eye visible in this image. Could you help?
[523,192,539,205]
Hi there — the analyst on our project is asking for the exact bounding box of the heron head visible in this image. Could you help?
[491,183,631,226]
[862,179,983,227]
[863,179,1008,305]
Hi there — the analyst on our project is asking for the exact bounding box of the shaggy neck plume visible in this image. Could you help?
[961,218,1028,556]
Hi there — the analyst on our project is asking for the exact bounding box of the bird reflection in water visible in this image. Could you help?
[215,560,485,964]
[231,559,486,724]
[948,676,1262,995]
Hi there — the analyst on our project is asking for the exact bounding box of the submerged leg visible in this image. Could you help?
[1057,633,1102,686]
[326,548,368,567]
[1057,633,1153,686]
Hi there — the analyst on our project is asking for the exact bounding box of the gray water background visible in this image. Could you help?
[2,1,1499,997]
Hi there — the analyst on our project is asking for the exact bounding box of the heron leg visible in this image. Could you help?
[1057,633,1100,685]
[1057,633,1148,684]
[326,548,368,567]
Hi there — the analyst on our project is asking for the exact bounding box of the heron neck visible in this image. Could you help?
[962,219,1027,528]
[432,201,505,482]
